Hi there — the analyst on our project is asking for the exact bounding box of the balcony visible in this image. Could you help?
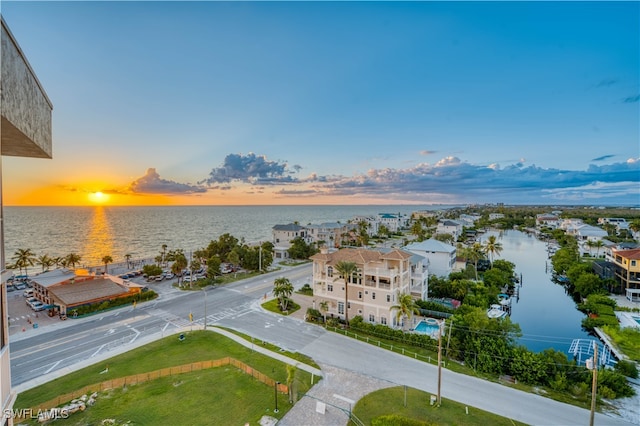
[1,17,53,159]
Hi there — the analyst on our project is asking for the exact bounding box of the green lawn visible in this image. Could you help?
[354,386,529,426]
[261,298,300,316]
[34,367,287,425]
[15,330,313,411]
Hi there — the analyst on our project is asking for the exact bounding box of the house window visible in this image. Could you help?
[338,302,344,315]
[386,294,391,302]
[328,267,333,278]
[369,314,375,322]
[358,309,362,315]
[347,302,351,309]
[358,291,362,299]
[328,284,333,292]
[372,292,376,300]
[632,260,637,267]
[381,316,387,325]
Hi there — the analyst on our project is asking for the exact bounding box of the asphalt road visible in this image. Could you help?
[9,264,634,425]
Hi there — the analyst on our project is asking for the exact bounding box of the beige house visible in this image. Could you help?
[1,16,53,425]
[311,247,428,328]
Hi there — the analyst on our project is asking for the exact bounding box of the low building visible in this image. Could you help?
[311,247,426,328]
[30,269,142,316]
[403,238,456,278]
[535,214,560,229]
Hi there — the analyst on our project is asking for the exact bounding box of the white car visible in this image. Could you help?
[30,301,45,311]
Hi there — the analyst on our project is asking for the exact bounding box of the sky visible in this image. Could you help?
[1,1,639,206]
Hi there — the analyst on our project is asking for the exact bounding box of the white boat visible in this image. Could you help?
[487,304,508,319]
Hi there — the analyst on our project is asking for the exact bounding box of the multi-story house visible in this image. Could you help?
[435,220,463,241]
[271,223,309,260]
[488,213,505,221]
[377,213,408,233]
[350,215,379,237]
[536,214,560,229]
[1,16,53,425]
[610,248,640,300]
[305,222,354,248]
[311,247,427,328]
[403,238,456,278]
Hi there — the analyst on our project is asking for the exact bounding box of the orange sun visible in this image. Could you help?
[88,191,110,204]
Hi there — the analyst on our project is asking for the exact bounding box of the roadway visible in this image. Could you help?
[9,264,634,425]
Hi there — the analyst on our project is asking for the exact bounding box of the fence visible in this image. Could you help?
[326,326,447,368]
[26,357,288,417]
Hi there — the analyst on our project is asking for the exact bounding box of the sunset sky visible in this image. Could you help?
[2,1,638,206]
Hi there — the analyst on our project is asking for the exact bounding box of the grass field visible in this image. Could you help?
[353,386,528,426]
[15,330,314,420]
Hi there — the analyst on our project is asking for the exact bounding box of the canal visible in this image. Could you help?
[480,229,596,355]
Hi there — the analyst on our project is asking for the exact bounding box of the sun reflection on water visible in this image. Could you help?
[81,207,116,267]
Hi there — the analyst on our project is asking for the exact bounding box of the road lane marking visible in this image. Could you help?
[44,360,61,375]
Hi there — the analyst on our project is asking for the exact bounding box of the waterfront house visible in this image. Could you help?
[1,16,53,424]
[535,213,560,229]
[271,223,309,260]
[311,247,426,328]
[29,269,143,317]
[610,248,640,297]
[403,238,456,278]
[350,215,379,237]
[377,213,408,233]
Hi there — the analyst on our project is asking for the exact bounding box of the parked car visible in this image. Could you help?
[15,282,27,290]
[155,275,164,282]
[31,301,45,311]
[23,289,34,297]
[26,297,38,306]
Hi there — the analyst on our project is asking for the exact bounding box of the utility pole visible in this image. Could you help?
[437,319,444,406]
[589,341,598,426]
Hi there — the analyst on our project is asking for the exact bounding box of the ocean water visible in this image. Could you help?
[3,205,442,268]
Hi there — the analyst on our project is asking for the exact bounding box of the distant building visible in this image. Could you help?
[403,238,457,278]
[436,220,463,241]
[535,214,560,229]
[1,16,53,425]
[488,213,505,220]
[311,247,427,328]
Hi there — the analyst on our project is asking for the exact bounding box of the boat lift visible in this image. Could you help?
[568,339,617,369]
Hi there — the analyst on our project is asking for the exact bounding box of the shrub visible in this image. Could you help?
[615,360,639,379]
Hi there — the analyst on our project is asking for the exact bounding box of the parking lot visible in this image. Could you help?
[6,285,63,335]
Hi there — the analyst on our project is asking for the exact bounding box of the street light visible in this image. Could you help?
[274,381,280,413]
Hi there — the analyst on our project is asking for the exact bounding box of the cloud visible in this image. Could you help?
[623,94,640,103]
[591,154,616,162]
[128,168,206,195]
[201,153,297,185]
[419,150,437,156]
[595,78,618,88]
[291,156,640,204]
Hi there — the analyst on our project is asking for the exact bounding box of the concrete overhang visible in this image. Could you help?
[1,16,53,159]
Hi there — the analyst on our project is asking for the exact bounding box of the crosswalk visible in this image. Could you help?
[148,301,255,329]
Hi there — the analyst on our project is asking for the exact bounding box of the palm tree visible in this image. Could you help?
[125,253,132,269]
[334,260,358,326]
[12,248,36,277]
[391,291,419,330]
[173,253,188,285]
[319,300,329,324]
[483,235,503,265]
[273,277,294,311]
[102,255,114,275]
[161,244,168,267]
[65,253,82,270]
[37,254,54,272]
[593,240,604,257]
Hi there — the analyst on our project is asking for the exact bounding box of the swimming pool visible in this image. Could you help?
[413,319,441,337]
[615,312,640,329]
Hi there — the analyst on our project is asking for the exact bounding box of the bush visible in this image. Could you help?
[614,360,638,379]
[297,283,313,296]
[306,308,323,323]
